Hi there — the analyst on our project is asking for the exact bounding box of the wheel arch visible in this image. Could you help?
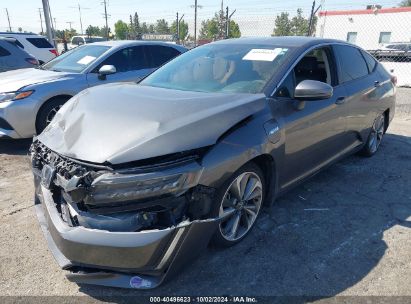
[35,94,72,134]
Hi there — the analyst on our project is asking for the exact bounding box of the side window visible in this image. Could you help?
[361,50,377,73]
[6,37,24,48]
[99,48,131,72]
[334,45,368,83]
[145,46,180,68]
[294,47,333,86]
[98,46,148,72]
[0,45,11,57]
[129,46,150,70]
[26,38,53,48]
[275,47,334,98]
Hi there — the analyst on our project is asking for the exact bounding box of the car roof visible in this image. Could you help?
[0,32,43,37]
[212,36,346,48]
[89,40,187,51]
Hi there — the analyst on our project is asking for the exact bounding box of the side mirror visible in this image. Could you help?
[294,80,333,100]
[98,65,116,80]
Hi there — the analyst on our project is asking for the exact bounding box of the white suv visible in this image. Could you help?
[0,32,57,64]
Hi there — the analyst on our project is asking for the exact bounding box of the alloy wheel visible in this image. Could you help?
[218,172,263,242]
[45,105,63,126]
[368,114,385,154]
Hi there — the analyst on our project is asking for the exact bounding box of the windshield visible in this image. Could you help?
[141,43,293,94]
[42,45,110,73]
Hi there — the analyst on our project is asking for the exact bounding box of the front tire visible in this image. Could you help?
[36,97,69,134]
[211,163,265,248]
[360,113,386,157]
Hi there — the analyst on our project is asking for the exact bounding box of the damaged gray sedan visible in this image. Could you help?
[31,37,396,289]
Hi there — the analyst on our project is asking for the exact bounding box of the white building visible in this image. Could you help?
[316,7,411,50]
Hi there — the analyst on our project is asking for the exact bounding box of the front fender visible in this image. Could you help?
[198,109,281,193]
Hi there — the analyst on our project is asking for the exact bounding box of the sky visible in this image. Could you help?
[1,0,403,37]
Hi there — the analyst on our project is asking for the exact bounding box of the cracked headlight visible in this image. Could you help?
[83,162,204,205]
[0,90,34,103]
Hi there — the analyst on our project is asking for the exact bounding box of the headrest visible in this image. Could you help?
[296,56,318,71]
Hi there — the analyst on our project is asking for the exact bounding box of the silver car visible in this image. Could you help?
[0,41,186,139]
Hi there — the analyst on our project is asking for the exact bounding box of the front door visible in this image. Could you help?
[273,46,351,190]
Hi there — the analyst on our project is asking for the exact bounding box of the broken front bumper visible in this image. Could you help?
[34,178,220,289]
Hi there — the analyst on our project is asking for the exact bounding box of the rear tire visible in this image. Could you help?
[210,162,265,248]
[36,97,69,134]
[360,113,386,157]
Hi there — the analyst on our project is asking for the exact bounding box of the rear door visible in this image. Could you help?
[333,44,382,147]
[86,45,152,86]
[273,46,351,190]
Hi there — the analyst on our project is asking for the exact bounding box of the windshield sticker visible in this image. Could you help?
[77,55,96,65]
[243,48,288,61]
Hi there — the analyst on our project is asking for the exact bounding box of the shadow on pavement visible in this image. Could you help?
[0,138,32,156]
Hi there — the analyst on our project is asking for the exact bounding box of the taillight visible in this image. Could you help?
[25,58,39,65]
[391,75,397,86]
[49,49,58,56]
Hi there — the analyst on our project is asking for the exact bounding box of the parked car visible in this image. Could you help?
[0,41,186,139]
[370,42,411,62]
[0,32,57,64]
[68,35,106,50]
[0,37,38,72]
[31,37,395,289]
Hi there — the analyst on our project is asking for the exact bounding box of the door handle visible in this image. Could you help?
[374,81,381,87]
[335,97,346,105]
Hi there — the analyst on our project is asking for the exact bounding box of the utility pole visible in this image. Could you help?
[225,7,229,39]
[226,8,236,39]
[70,4,90,35]
[38,8,44,34]
[53,18,57,31]
[194,0,197,46]
[42,0,54,45]
[5,8,12,32]
[307,0,316,36]
[102,0,109,40]
[176,12,179,41]
[66,21,73,30]
[179,13,184,43]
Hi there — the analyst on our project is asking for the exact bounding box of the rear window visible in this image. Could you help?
[361,50,377,73]
[334,45,369,83]
[0,45,11,57]
[26,37,54,48]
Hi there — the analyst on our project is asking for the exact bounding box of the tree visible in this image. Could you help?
[18,27,22,32]
[155,19,170,34]
[100,26,110,38]
[199,8,241,40]
[114,20,128,39]
[273,12,292,36]
[133,12,141,36]
[85,25,101,37]
[273,9,314,36]
[170,20,189,40]
[399,0,411,6]
[228,20,241,38]
[290,9,308,36]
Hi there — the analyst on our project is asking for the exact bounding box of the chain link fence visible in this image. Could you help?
[315,6,411,87]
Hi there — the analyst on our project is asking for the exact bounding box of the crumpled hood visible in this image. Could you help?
[38,83,266,164]
[0,68,74,92]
